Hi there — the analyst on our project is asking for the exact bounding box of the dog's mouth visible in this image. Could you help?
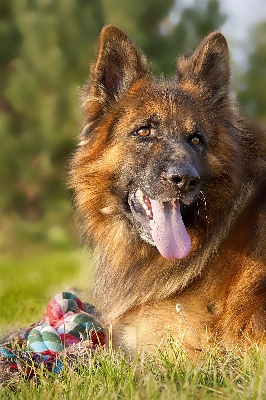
[128,189,191,260]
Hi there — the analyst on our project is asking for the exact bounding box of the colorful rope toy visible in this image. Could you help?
[0,292,105,384]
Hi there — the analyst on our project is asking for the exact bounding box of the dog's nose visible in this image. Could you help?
[166,165,200,192]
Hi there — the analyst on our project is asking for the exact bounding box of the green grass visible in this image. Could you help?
[0,247,93,336]
[1,248,266,399]
[2,342,266,399]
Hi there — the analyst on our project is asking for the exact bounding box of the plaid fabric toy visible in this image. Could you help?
[0,292,105,386]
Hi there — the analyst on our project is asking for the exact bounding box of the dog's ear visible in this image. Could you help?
[177,32,230,101]
[89,25,150,103]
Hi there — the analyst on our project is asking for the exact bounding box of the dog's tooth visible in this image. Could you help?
[149,220,155,229]
[142,203,148,211]
[146,209,152,216]
[135,189,143,198]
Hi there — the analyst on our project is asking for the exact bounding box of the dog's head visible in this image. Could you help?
[72,26,243,261]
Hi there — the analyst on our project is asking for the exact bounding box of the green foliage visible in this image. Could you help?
[237,21,266,123]
[0,0,104,224]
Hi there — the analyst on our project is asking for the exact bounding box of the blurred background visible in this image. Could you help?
[1,0,266,332]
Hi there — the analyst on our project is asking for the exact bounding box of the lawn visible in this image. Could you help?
[0,248,92,336]
[1,248,266,399]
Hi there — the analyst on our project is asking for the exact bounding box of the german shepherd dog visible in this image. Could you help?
[69,26,266,354]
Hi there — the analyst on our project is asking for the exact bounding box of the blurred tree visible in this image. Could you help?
[237,21,266,124]
[0,0,227,249]
[0,0,104,224]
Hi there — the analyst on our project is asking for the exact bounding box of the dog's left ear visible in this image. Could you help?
[177,32,230,101]
[89,25,150,103]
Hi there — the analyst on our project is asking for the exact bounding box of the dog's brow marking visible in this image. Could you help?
[184,119,196,133]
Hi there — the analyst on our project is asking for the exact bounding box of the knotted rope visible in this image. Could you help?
[0,292,105,385]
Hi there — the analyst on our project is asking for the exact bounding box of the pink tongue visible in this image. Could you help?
[150,199,191,260]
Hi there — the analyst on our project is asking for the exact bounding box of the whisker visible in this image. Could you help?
[199,191,209,224]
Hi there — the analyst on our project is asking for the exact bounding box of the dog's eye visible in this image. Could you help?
[136,127,151,137]
[190,135,201,146]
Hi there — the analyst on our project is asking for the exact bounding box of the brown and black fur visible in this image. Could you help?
[69,26,266,354]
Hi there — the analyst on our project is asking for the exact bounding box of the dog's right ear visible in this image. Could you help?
[88,25,150,104]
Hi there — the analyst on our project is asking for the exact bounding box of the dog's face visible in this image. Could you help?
[109,84,208,259]
[75,26,243,261]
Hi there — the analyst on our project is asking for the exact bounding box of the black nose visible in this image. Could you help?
[166,165,200,192]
